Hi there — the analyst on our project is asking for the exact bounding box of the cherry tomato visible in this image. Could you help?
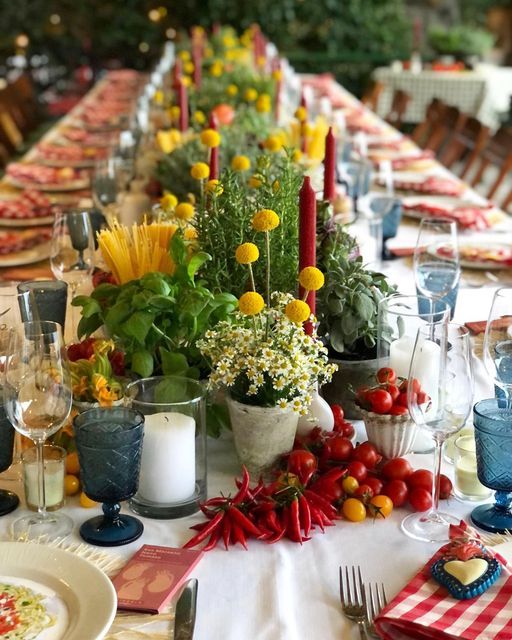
[396,392,409,408]
[353,484,374,504]
[328,435,354,461]
[439,474,453,499]
[64,474,80,496]
[312,479,343,501]
[331,404,345,430]
[355,385,371,409]
[400,378,421,394]
[341,422,355,439]
[389,404,408,416]
[367,389,393,415]
[417,391,428,405]
[347,460,368,483]
[381,458,413,481]
[382,479,409,507]
[387,384,400,402]
[369,495,393,518]
[377,367,397,384]
[365,476,383,496]
[287,449,317,484]
[65,451,80,475]
[342,475,359,495]
[409,487,432,512]
[80,492,98,508]
[352,442,382,469]
[407,469,433,492]
[342,498,367,522]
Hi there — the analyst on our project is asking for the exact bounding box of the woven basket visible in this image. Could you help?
[359,407,417,459]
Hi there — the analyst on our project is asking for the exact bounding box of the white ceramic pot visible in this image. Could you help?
[226,398,299,476]
[360,407,417,459]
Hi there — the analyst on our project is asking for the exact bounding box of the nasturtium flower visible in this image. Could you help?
[235,243,259,265]
[231,155,251,172]
[244,87,258,102]
[295,106,307,122]
[200,128,221,148]
[193,110,206,125]
[285,300,311,324]
[299,267,325,291]
[238,291,265,315]
[205,179,223,195]
[263,135,283,153]
[175,202,195,220]
[226,84,238,97]
[190,162,210,181]
[160,193,178,210]
[252,209,280,232]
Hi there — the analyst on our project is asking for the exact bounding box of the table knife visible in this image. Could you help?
[173,578,198,640]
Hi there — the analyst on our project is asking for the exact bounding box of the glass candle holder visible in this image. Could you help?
[471,399,512,533]
[22,445,66,511]
[125,376,207,519]
[17,280,68,329]
[454,434,492,502]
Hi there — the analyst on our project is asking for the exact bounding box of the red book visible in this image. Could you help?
[112,545,203,614]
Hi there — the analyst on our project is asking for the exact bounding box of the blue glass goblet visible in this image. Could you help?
[471,399,512,533]
[74,407,145,546]
[0,405,19,516]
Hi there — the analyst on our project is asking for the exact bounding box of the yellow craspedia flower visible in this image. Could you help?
[256,55,266,68]
[205,179,223,195]
[231,155,251,172]
[285,299,311,324]
[170,105,181,120]
[160,193,178,210]
[181,76,192,88]
[244,87,258,102]
[179,50,191,61]
[193,110,206,125]
[256,94,271,114]
[295,106,307,122]
[184,61,195,75]
[200,128,221,148]
[238,291,265,315]
[299,266,325,291]
[190,162,210,180]
[252,209,280,232]
[184,227,198,240]
[210,61,223,77]
[264,135,283,153]
[303,122,314,136]
[226,84,238,97]
[235,242,259,264]
[204,46,214,58]
[292,149,303,163]
[272,69,283,82]
[175,202,195,220]
[248,175,262,189]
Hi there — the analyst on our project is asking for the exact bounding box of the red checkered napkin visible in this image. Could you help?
[375,525,512,640]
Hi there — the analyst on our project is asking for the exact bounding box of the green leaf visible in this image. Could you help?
[121,311,154,345]
[80,299,102,318]
[90,283,119,300]
[160,349,189,376]
[76,314,102,339]
[206,402,231,438]
[327,296,344,315]
[148,294,176,311]
[154,376,188,404]
[187,251,210,278]
[141,273,171,296]
[131,350,154,377]
[330,325,346,354]
[353,292,374,322]
[169,233,186,266]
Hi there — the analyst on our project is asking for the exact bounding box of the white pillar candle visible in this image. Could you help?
[24,457,64,510]
[137,412,196,503]
[455,437,491,499]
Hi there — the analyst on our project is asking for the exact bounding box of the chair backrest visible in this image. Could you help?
[411,98,446,147]
[9,74,40,129]
[361,81,385,112]
[424,105,466,154]
[438,116,490,177]
[470,126,512,200]
[385,89,411,129]
[0,108,23,152]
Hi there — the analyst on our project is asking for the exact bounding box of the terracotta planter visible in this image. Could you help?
[359,407,417,459]
[226,398,299,476]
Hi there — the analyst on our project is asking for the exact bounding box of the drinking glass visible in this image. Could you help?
[483,288,512,408]
[74,407,145,546]
[414,218,460,319]
[92,158,119,214]
[338,160,372,214]
[4,321,73,539]
[50,210,95,340]
[0,406,19,515]
[401,323,474,542]
[17,280,68,329]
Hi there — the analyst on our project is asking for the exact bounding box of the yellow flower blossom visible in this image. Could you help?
[248,175,262,188]
[160,193,178,210]
[272,69,283,82]
[256,93,271,114]
[193,110,206,125]
[295,106,307,122]
[231,155,251,172]
[210,61,223,77]
[263,135,283,153]
[190,162,210,180]
[244,87,258,102]
[272,179,280,193]
[238,291,265,315]
[235,242,259,264]
[285,300,310,324]
[226,84,238,97]
[184,227,198,240]
[175,202,195,220]
[178,50,191,61]
[200,128,221,148]
[170,105,181,120]
[184,61,195,75]
[181,76,192,88]
[205,179,223,195]
[252,209,280,232]
[299,266,325,291]
[292,149,303,163]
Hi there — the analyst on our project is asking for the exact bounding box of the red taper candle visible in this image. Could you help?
[192,45,202,89]
[172,58,182,90]
[209,146,219,180]
[299,176,317,335]
[208,111,218,130]
[323,127,336,202]
[177,79,189,132]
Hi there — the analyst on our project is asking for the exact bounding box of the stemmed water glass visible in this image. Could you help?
[414,218,460,319]
[483,287,512,408]
[50,209,95,340]
[4,321,73,539]
[401,323,474,543]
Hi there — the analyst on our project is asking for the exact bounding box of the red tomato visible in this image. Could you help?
[355,385,371,409]
[377,367,397,384]
[407,469,433,492]
[328,435,354,462]
[347,461,368,483]
[367,389,393,415]
[382,479,409,507]
[365,476,383,496]
[439,474,453,499]
[353,484,374,503]
[389,405,408,416]
[312,479,343,502]
[331,404,345,428]
[287,450,317,484]
[211,103,235,125]
[352,442,382,469]
[396,392,409,408]
[381,458,413,481]
[400,378,421,394]
[341,422,355,439]
[409,487,432,512]
[387,384,400,402]
[417,391,428,405]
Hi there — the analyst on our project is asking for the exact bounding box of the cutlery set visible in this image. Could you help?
[339,566,387,639]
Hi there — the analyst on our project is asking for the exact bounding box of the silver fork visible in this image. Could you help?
[365,582,387,639]
[339,565,368,640]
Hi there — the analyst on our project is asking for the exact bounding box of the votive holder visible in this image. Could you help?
[18,280,68,329]
[453,434,492,502]
[22,445,66,511]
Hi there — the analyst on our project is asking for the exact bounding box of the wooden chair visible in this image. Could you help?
[470,126,512,201]
[438,116,490,178]
[424,105,466,155]
[9,74,41,131]
[0,84,29,135]
[0,108,23,153]
[411,98,446,148]
[385,89,411,129]
[361,81,384,112]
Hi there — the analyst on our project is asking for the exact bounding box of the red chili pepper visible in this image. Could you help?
[317,467,347,483]
[266,509,281,533]
[222,513,232,550]
[287,499,302,544]
[203,527,222,551]
[190,522,210,531]
[309,505,325,532]
[266,525,286,544]
[228,506,262,537]
[298,494,311,537]
[231,521,248,549]
[204,497,229,507]
[183,510,224,548]
[304,489,337,518]
[232,465,251,504]
[199,503,219,519]
[252,500,276,514]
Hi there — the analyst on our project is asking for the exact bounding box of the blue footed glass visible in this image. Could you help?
[471,399,512,533]
[493,341,512,407]
[0,405,19,516]
[416,269,459,320]
[74,407,145,546]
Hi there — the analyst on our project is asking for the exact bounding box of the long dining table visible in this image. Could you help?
[0,68,510,639]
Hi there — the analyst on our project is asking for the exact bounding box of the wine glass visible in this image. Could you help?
[483,287,512,408]
[4,321,73,540]
[50,209,95,340]
[414,218,460,319]
[401,323,474,543]
[92,158,119,216]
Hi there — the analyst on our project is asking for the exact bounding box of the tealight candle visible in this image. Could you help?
[454,435,492,501]
[22,445,65,511]
[137,412,196,503]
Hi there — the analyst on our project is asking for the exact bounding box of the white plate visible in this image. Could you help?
[428,241,512,270]
[0,241,51,266]
[0,541,117,639]
[0,215,55,227]
[5,176,90,192]
[34,156,98,169]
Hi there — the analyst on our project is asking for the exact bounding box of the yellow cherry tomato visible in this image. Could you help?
[342,475,359,495]
[342,498,367,522]
[79,492,98,508]
[64,474,80,496]
[370,495,393,519]
[65,451,80,475]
